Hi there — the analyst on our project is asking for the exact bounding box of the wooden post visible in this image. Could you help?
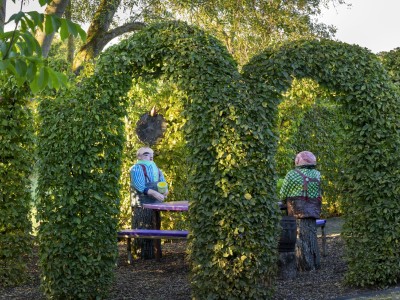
[296,218,320,271]
[278,252,297,280]
[132,206,156,259]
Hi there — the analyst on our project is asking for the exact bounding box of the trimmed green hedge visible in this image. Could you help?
[37,21,280,299]
[243,39,400,287]
[36,73,126,298]
[0,78,34,286]
[379,47,400,87]
[36,22,400,298]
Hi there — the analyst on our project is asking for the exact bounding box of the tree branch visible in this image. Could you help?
[35,0,70,58]
[100,21,146,47]
[72,21,146,74]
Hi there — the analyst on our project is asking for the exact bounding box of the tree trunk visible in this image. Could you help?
[71,0,145,74]
[35,0,70,58]
[131,206,160,259]
[295,218,320,271]
[72,0,120,73]
[0,0,6,32]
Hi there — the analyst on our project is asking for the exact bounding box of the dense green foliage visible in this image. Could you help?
[243,40,400,286]
[0,79,35,286]
[379,48,400,87]
[37,21,281,299]
[36,71,126,298]
[0,2,86,286]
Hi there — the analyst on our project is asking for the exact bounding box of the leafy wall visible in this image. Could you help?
[0,78,34,286]
[36,22,400,299]
[37,21,280,299]
[243,40,400,286]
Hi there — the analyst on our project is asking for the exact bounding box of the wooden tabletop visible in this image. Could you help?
[142,200,189,211]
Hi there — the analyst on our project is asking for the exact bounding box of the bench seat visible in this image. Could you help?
[117,229,188,263]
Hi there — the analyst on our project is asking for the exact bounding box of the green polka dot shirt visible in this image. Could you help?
[279,167,321,201]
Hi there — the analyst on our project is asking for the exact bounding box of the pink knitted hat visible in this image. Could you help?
[295,151,317,166]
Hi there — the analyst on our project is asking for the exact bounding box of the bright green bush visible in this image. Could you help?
[0,77,35,286]
[243,39,400,287]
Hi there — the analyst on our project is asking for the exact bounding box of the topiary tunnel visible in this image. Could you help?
[36,21,400,299]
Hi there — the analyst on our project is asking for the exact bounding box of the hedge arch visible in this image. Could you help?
[242,40,400,286]
[37,21,279,299]
[37,22,400,299]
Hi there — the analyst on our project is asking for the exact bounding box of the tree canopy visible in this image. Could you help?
[5,0,348,71]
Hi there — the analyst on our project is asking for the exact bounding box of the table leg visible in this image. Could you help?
[321,225,326,257]
[127,237,133,264]
[153,210,162,260]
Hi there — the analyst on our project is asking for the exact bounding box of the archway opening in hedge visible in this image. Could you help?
[276,77,346,216]
[37,21,279,299]
[242,40,400,286]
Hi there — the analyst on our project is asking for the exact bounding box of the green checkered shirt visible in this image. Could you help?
[279,167,321,201]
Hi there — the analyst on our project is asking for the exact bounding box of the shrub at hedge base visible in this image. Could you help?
[243,40,400,287]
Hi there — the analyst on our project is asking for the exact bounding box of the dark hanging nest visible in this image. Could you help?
[135,106,167,146]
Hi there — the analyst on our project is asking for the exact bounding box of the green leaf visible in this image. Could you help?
[19,33,34,56]
[14,58,27,76]
[29,78,40,94]
[26,11,45,31]
[5,11,25,25]
[65,19,78,37]
[22,15,35,32]
[77,27,87,42]
[59,19,69,40]
[25,62,37,80]
[39,0,53,6]
[44,15,54,34]
[43,15,62,35]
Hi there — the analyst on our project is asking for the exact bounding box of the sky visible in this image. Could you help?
[319,0,400,53]
[5,0,400,54]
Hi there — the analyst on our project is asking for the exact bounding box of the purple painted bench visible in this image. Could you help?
[316,219,327,256]
[117,229,189,263]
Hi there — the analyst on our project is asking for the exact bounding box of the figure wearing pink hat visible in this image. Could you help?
[280,151,322,271]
